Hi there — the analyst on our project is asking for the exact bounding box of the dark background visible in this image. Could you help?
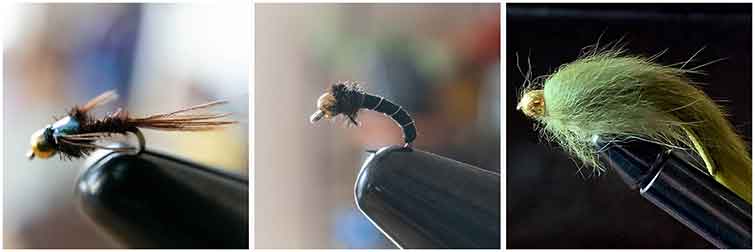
[506,3,751,249]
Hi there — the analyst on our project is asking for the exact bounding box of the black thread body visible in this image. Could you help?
[361,93,417,144]
[329,82,417,144]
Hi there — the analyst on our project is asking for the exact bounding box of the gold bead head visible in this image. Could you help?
[28,128,56,160]
[517,89,545,118]
[310,92,337,123]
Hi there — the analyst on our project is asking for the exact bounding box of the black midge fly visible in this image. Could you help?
[28,90,236,160]
[309,81,417,147]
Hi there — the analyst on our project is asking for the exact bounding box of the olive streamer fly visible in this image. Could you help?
[28,90,237,160]
[309,81,417,147]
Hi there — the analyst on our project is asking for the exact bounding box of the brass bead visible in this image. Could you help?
[517,89,545,118]
[29,128,56,159]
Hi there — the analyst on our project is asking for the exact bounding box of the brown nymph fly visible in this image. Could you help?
[28,90,236,160]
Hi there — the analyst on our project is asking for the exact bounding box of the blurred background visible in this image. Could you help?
[507,3,751,249]
[256,3,499,249]
[4,3,249,248]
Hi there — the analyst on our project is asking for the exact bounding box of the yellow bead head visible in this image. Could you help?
[28,127,56,160]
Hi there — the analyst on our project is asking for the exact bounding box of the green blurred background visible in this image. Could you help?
[255,3,500,249]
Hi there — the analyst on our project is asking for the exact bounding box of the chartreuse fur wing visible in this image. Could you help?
[531,50,751,202]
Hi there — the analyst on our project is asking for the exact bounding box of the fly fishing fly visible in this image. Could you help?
[28,90,236,160]
[309,81,417,148]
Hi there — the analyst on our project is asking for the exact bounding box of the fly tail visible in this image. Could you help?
[129,100,237,131]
